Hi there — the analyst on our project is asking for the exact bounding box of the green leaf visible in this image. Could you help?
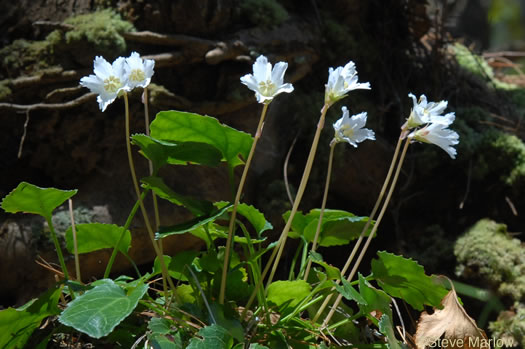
[156,204,232,240]
[334,278,368,305]
[1,182,77,220]
[149,317,172,334]
[148,318,182,349]
[150,110,253,168]
[132,134,222,171]
[309,251,341,280]
[267,280,311,314]
[371,251,448,310]
[59,279,148,339]
[358,273,393,322]
[65,223,131,254]
[186,324,233,349]
[209,303,244,342]
[215,201,273,237]
[142,176,214,216]
[190,223,266,249]
[378,314,403,349]
[283,209,372,246]
[168,251,200,281]
[150,334,182,349]
[0,286,62,349]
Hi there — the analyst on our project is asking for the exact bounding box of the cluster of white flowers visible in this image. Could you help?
[241,56,375,148]
[405,93,459,159]
[80,52,155,111]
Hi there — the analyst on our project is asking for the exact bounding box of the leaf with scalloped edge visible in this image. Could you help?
[150,110,253,168]
[132,134,222,172]
[1,182,77,220]
[65,223,131,254]
[59,279,148,339]
[371,251,448,310]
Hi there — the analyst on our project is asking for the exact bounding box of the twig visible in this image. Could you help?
[17,110,30,158]
[121,31,216,48]
[0,92,96,112]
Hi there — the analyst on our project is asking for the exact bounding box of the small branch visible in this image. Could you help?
[32,20,74,31]
[17,110,30,158]
[122,31,216,49]
[0,92,96,112]
[9,69,85,89]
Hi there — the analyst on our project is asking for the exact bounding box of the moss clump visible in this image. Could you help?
[474,129,525,186]
[0,39,54,78]
[452,43,494,79]
[0,80,12,101]
[45,9,135,64]
[63,9,134,55]
[239,0,289,28]
[489,302,524,348]
[454,219,525,301]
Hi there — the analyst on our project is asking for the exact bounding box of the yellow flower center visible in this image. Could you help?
[258,80,276,96]
[129,68,146,82]
[339,124,354,138]
[103,76,121,93]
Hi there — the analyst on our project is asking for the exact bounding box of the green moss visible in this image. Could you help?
[239,0,289,28]
[454,219,525,301]
[452,43,494,79]
[0,80,12,101]
[474,129,525,186]
[62,9,135,56]
[489,302,524,348]
[0,39,54,77]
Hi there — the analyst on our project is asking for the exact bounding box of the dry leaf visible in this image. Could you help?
[415,289,488,349]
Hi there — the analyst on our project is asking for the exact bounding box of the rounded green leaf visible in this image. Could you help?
[215,201,273,237]
[150,110,253,168]
[65,223,131,254]
[1,182,77,220]
[132,134,222,171]
[59,279,148,339]
[267,280,312,312]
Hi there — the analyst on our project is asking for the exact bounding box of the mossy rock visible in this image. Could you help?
[454,218,525,301]
[489,302,525,348]
[474,129,525,187]
[0,39,55,78]
[48,9,135,66]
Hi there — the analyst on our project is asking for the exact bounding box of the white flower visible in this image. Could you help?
[409,122,459,159]
[333,106,375,147]
[124,52,155,89]
[240,55,294,104]
[405,93,449,129]
[325,61,371,105]
[80,56,129,111]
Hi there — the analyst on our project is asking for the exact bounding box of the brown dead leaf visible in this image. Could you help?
[414,289,488,349]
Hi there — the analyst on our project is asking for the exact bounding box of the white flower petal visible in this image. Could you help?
[333,107,374,146]
[93,56,112,79]
[271,62,288,85]
[410,123,459,159]
[240,54,293,104]
[325,61,370,105]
